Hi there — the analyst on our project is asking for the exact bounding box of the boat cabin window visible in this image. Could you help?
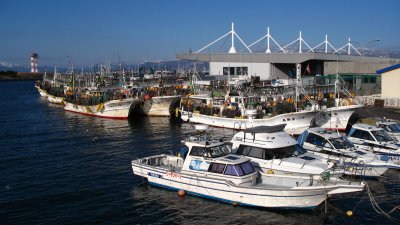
[189,144,230,158]
[236,145,295,160]
[224,162,255,176]
[305,133,328,147]
[209,144,231,158]
[208,163,226,174]
[349,129,375,141]
[387,124,400,133]
[371,130,395,142]
[330,137,355,149]
[379,124,400,133]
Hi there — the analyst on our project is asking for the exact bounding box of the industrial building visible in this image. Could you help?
[377,64,400,98]
[176,23,400,91]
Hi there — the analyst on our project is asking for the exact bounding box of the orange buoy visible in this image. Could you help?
[178,189,186,197]
[232,202,239,207]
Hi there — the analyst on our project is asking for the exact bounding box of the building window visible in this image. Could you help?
[223,67,229,75]
[370,76,377,83]
[230,67,235,75]
[363,76,369,83]
[222,67,248,75]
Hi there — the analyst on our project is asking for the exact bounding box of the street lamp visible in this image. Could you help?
[353,39,380,62]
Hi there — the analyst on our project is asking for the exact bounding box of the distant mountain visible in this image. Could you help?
[0,62,29,72]
[1,49,398,73]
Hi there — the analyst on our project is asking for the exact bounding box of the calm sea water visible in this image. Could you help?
[1,80,400,225]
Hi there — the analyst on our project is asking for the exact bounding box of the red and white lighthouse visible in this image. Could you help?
[30,53,38,73]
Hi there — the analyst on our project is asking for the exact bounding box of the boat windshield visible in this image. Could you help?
[209,144,231,158]
[388,124,400,133]
[190,144,230,158]
[371,130,396,142]
[236,144,298,160]
[330,137,354,149]
[224,161,255,176]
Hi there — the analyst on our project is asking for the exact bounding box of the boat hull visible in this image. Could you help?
[64,98,139,119]
[317,105,363,131]
[47,94,65,105]
[181,110,319,135]
[132,162,329,209]
[35,86,48,97]
[148,96,181,116]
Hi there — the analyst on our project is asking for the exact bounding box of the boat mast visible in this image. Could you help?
[295,63,301,111]
[335,53,339,107]
[53,65,56,85]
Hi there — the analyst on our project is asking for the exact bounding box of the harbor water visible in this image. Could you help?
[1,80,400,224]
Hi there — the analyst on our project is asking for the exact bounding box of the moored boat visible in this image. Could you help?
[131,126,365,209]
[180,95,319,135]
[347,123,400,163]
[377,120,400,142]
[64,89,140,119]
[231,124,334,177]
[298,127,400,177]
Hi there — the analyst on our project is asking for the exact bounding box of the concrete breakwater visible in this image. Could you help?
[355,94,400,109]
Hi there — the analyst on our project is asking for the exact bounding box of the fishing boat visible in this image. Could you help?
[131,125,365,209]
[64,89,141,119]
[180,94,319,135]
[347,123,400,163]
[34,67,67,105]
[35,81,48,97]
[298,127,400,177]
[314,104,364,131]
[318,73,364,131]
[130,85,187,117]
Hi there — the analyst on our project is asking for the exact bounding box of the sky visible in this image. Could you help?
[0,0,399,68]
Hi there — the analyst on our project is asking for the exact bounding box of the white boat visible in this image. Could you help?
[230,125,367,190]
[131,128,364,209]
[35,82,67,105]
[347,123,400,163]
[315,104,364,131]
[231,124,333,177]
[131,85,182,117]
[46,93,65,104]
[35,83,48,97]
[64,98,139,119]
[377,120,400,142]
[298,127,400,177]
[144,95,181,116]
[180,95,319,135]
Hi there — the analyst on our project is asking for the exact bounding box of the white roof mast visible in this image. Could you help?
[247,27,285,53]
[228,22,236,53]
[196,22,252,54]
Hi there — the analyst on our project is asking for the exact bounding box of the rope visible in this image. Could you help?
[365,182,400,224]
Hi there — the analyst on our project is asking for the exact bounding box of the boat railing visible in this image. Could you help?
[233,136,273,145]
[137,153,183,169]
[233,122,246,130]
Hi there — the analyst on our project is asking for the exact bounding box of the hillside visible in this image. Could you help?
[0,71,43,80]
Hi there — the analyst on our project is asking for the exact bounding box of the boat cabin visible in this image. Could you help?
[298,127,364,158]
[231,124,300,159]
[181,136,256,179]
[377,121,400,142]
[377,121,400,133]
[348,124,397,144]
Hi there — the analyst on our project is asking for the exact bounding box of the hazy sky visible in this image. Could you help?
[1,0,399,67]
